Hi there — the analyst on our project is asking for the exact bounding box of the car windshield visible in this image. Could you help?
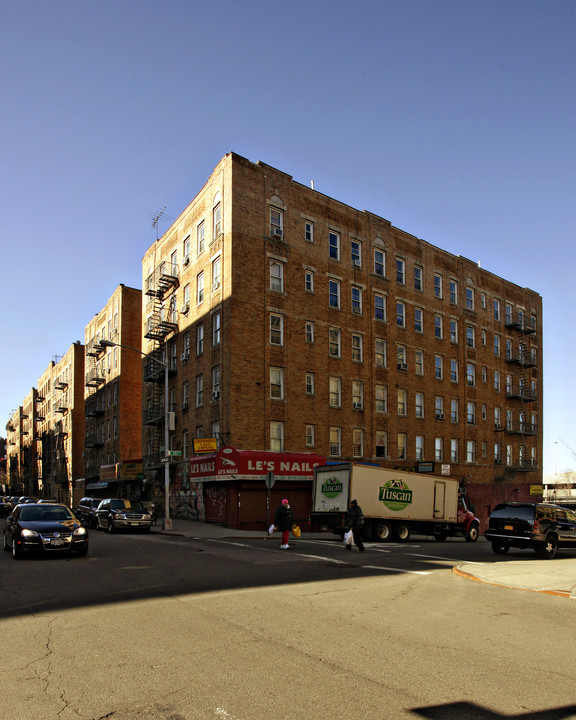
[19,506,74,522]
[109,500,144,510]
[491,505,535,523]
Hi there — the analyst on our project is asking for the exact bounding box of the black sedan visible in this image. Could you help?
[3,503,89,559]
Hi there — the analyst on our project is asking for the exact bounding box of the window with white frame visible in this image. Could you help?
[352,380,363,409]
[449,279,458,304]
[415,392,424,418]
[414,265,423,291]
[270,421,284,452]
[414,307,423,333]
[495,406,502,429]
[375,431,387,458]
[329,427,341,456]
[305,424,315,447]
[270,314,283,346]
[397,388,407,416]
[481,366,487,383]
[213,202,222,239]
[182,381,190,411]
[451,398,458,423]
[210,311,220,346]
[450,319,458,343]
[351,286,362,314]
[415,349,424,375]
[505,303,513,324]
[270,261,284,292]
[397,301,406,328]
[435,437,443,462]
[375,384,387,413]
[435,396,444,419]
[396,257,405,284]
[305,321,315,343]
[197,221,205,255]
[481,292,486,309]
[467,441,476,463]
[305,372,315,395]
[434,314,443,338]
[197,272,204,304]
[329,377,341,407]
[375,338,387,367]
[196,375,204,407]
[450,358,458,382]
[434,274,442,299]
[506,444,513,465]
[397,345,407,369]
[467,402,476,425]
[182,429,189,459]
[196,323,204,355]
[450,439,458,462]
[494,299,501,321]
[351,240,361,267]
[374,249,385,276]
[270,367,284,399]
[494,442,502,464]
[494,334,501,356]
[329,278,340,308]
[352,429,364,458]
[494,370,501,392]
[352,334,363,362]
[211,366,220,398]
[329,327,341,358]
[270,207,283,237]
[374,294,386,321]
[397,432,407,459]
[482,404,487,421]
[435,355,443,379]
[329,231,340,260]
[466,326,475,347]
[415,435,424,460]
[305,270,314,292]
[466,363,475,386]
[466,287,474,310]
[183,235,191,264]
[305,220,314,243]
[212,256,221,289]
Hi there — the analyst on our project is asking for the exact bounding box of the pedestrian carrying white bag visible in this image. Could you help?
[268,524,275,536]
[344,530,353,546]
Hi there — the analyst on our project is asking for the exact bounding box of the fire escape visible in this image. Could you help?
[143,262,179,474]
[502,310,538,473]
[53,378,69,487]
[84,338,107,479]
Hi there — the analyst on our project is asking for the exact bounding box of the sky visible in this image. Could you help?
[1,0,574,475]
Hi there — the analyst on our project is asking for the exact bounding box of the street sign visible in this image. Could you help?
[160,457,170,464]
[265,471,275,489]
[168,450,182,457]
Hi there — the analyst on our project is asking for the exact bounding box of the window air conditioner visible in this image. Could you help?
[211,391,220,400]
[184,256,190,266]
[212,281,221,290]
[182,402,189,411]
[181,303,190,314]
[181,352,189,362]
[272,227,283,238]
[436,413,444,420]
[353,402,363,410]
[398,363,407,371]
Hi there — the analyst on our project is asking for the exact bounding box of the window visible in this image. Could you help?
[449,279,458,304]
[396,258,405,284]
[506,444,513,465]
[270,422,284,452]
[415,436,424,460]
[352,334,363,362]
[305,372,315,395]
[197,221,205,255]
[434,274,442,299]
[351,286,362,314]
[329,231,340,260]
[375,338,387,367]
[213,202,222,238]
[435,437,443,462]
[183,283,191,313]
[505,303,513,324]
[414,307,423,333]
[415,392,424,418]
[466,326,475,347]
[183,234,191,263]
[212,256,221,289]
[305,321,315,343]
[494,407,502,429]
[374,249,385,276]
[451,398,458,423]
[170,342,178,370]
[467,402,476,425]
[270,314,283,345]
[480,293,486,309]
[351,240,361,267]
[197,272,204,304]
[270,367,284,399]
[397,388,407,416]
[329,279,341,308]
[375,431,387,458]
[305,424,315,447]
[450,359,458,383]
[329,427,341,456]
[466,363,475,386]
[375,384,387,413]
[270,207,283,237]
[481,366,487,383]
[450,319,458,344]
[494,299,501,321]
[305,270,314,292]
[466,287,474,310]
[435,396,444,420]
[182,430,189,459]
[352,429,364,458]
[352,381,364,409]
[196,375,204,407]
[434,314,443,338]
[212,311,221,346]
[397,433,407,459]
[305,220,314,243]
[494,370,501,392]
[196,323,204,355]
[397,345,407,369]
[329,327,341,358]
[270,261,284,292]
[450,439,458,462]
[329,377,341,407]
[211,366,220,398]
[435,355,443,380]
[482,404,487,422]
[494,335,501,356]
[182,381,190,411]
[481,330,487,346]
[414,265,423,291]
[397,302,406,328]
[374,294,386,321]
[494,443,502,464]
[415,349,424,376]
[467,441,475,463]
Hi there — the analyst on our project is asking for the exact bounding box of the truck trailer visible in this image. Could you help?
[311,463,479,542]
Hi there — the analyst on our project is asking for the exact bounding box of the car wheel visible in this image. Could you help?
[107,517,115,534]
[12,540,21,559]
[537,535,558,559]
[375,521,393,542]
[465,523,480,542]
[3,532,10,552]
[395,523,410,542]
[76,546,89,557]
[491,541,510,554]
[434,531,448,542]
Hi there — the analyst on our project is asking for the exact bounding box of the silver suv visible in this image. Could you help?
[95,499,152,534]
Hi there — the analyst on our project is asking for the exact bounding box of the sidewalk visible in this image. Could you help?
[152,518,576,598]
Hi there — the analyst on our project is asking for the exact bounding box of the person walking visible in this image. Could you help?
[346,499,365,551]
[274,498,294,549]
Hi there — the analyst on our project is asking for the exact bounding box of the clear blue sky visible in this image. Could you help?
[1,0,574,474]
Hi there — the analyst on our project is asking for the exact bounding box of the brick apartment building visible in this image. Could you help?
[140,152,542,530]
[81,284,143,504]
[6,407,24,495]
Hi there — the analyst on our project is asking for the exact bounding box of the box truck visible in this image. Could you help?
[311,463,479,542]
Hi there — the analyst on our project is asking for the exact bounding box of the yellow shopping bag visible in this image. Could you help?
[292,525,301,538]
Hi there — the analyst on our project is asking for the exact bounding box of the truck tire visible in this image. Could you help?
[465,523,479,542]
[434,530,447,542]
[375,521,393,542]
[395,523,410,542]
[536,535,558,559]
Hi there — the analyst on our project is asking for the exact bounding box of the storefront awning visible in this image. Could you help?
[85,481,109,490]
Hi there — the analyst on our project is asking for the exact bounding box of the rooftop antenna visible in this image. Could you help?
[150,206,168,241]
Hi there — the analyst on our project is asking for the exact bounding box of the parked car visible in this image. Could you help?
[95,499,152,533]
[3,503,89,559]
[38,497,58,504]
[17,496,39,504]
[0,497,11,518]
[485,502,576,559]
[76,497,101,528]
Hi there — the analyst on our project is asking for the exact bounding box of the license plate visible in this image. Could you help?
[51,539,65,547]
[504,525,513,530]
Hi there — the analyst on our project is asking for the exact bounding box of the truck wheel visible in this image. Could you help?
[434,531,447,542]
[395,523,410,542]
[491,541,510,554]
[375,521,393,542]
[465,523,479,542]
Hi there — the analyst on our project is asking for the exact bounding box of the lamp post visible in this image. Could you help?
[100,340,172,530]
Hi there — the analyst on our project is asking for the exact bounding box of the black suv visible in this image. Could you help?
[76,497,101,528]
[485,502,576,559]
[95,498,152,533]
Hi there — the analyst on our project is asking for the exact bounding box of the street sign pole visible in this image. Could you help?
[266,471,275,528]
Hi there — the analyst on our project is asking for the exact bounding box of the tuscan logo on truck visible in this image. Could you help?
[321,479,343,498]
[379,479,413,511]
